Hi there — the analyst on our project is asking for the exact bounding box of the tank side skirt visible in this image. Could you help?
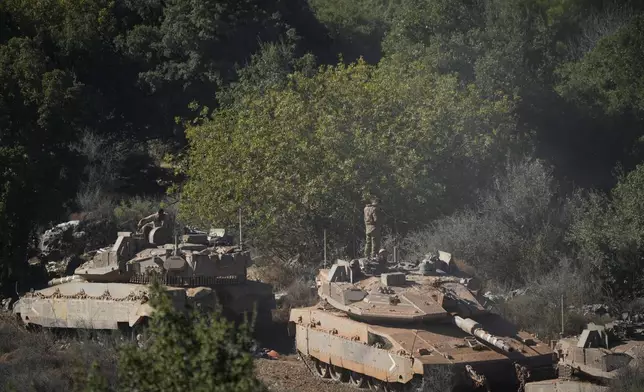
[300,325,416,383]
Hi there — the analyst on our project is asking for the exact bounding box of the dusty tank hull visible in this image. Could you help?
[12,282,178,330]
[289,306,555,391]
[13,280,275,330]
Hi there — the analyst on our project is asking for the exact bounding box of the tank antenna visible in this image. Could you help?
[560,293,564,337]
[239,208,243,251]
[323,229,327,268]
[410,329,418,357]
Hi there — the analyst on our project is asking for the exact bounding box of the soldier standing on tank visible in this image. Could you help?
[364,197,381,259]
[137,208,167,231]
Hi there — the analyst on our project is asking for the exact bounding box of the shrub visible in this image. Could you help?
[494,259,606,341]
[112,279,267,392]
[608,361,644,392]
[113,196,164,232]
[402,158,572,286]
[272,278,318,323]
[568,163,644,300]
[0,313,118,392]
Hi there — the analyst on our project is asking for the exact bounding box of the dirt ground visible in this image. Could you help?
[255,355,357,392]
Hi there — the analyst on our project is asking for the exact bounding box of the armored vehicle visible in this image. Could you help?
[525,321,644,392]
[13,226,275,333]
[288,252,556,391]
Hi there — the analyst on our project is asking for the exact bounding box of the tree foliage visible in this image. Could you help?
[0,36,82,292]
[403,159,574,285]
[180,57,519,258]
[309,0,394,63]
[568,164,644,300]
[0,0,329,289]
[82,280,266,392]
[556,14,644,117]
[116,281,265,392]
[1,0,644,315]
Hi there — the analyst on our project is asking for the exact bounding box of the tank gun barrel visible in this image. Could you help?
[454,316,514,353]
[48,275,85,287]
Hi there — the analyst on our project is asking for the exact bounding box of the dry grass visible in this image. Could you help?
[272,278,319,323]
[608,361,644,392]
[0,313,119,392]
[248,255,320,323]
[249,263,301,292]
[490,261,609,341]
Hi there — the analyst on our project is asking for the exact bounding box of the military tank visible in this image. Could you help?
[13,226,275,333]
[288,252,556,391]
[525,321,644,392]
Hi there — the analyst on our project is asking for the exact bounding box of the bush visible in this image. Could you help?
[0,313,118,392]
[496,261,607,341]
[272,278,318,323]
[111,279,267,392]
[608,361,644,392]
[1,279,268,392]
[402,158,572,286]
[113,196,164,232]
[568,163,644,300]
[179,57,519,262]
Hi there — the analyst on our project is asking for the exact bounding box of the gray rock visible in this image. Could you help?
[38,218,117,264]
[1,298,13,312]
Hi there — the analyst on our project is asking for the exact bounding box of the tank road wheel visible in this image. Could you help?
[314,359,330,378]
[349,371,367,388]
[329,365,349,382]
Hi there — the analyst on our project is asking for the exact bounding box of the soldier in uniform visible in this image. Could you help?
[364,197,381,259]
[137,208,167,231]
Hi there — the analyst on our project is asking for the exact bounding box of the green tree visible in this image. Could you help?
[116,280,266,392]
[0,0,333,291]
[556,14,644,117]
[309,0,396,63]
[179,58,519,258]
[568,164,644,300]
[0,37,82,292]
[117,0,330,132]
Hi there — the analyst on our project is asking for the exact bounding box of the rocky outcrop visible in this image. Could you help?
[35,219,117,278]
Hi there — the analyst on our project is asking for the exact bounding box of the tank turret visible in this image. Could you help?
[316,252,488,323]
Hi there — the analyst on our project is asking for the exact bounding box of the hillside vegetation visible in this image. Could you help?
[2,0,644,388]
